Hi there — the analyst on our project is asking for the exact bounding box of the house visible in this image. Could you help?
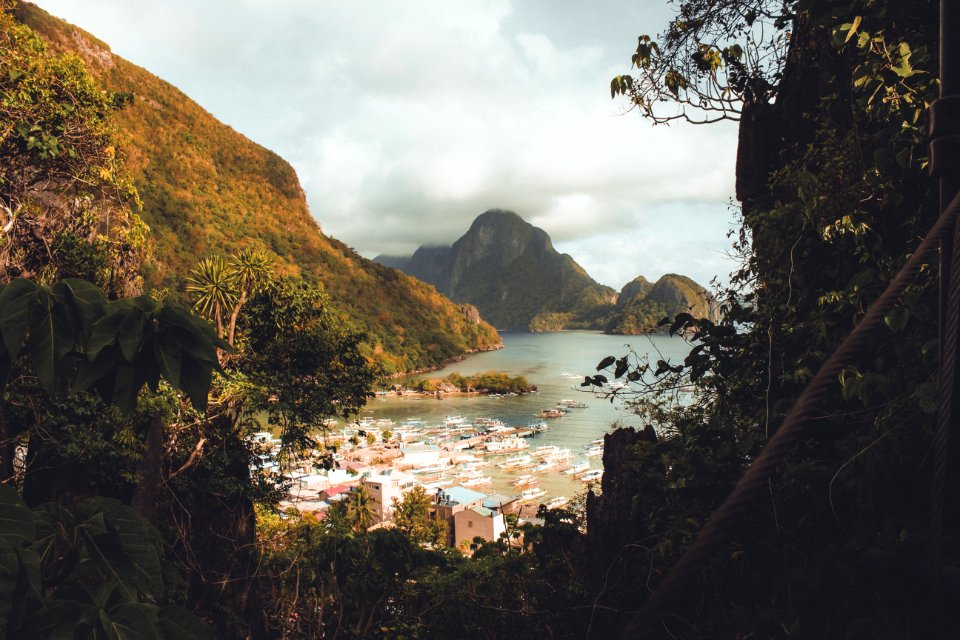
[360,469,417,524]
[453,506,507,547]
[433,485,488,545]
[482,494,522,516]
[399,443,442,468]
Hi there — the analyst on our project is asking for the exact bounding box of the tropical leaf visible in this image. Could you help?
[157,605,214,640]
[0,482,36,547]
[52,279,106,332]
[0,278,40,358]
[117,307,145,362]
[103,602,162,640]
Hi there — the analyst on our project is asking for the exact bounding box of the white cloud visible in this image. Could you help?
[34,0,740,288]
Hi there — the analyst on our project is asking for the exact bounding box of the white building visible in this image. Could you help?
[399,443,442,468]
[360,469,417,524]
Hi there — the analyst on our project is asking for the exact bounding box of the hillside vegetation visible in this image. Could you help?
[605,273,715,334]
[16,2,501,374]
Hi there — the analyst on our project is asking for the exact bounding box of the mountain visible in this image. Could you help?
[605,273,716,334]
[378,209,617,331]
[16,3,501,374]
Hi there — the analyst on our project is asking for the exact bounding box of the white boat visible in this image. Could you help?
[564,462,591,475]
[528,420,550,432]
[484,437,529,453]
[520,487,548,502]
[530,460,558,472]
[462,476,492,488]
[544,496,569,509]
[584,446,604,458]
[558,399,588,409]
[510,474,538,487]
[499,453,533,469]
[580,469,604,482]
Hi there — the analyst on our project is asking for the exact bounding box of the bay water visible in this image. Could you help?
[360,331,692,502]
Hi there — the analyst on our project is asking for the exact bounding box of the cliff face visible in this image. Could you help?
[17,2,501,374]
[380,209,617,331]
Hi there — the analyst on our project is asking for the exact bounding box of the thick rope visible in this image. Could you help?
[620,190,960,639]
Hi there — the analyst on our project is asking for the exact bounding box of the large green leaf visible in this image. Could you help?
[104,602,162,640]
[53,279,106,330]
[27,293,65,397]
[0,483,35,547]
[87,311,126,360]
[0,539,18,638]
[117,308,146,363]
[178,355,212,411]
[79,499,163,599]
[157,605,213,640]
[0,278,40,359]
[153,337,182,389]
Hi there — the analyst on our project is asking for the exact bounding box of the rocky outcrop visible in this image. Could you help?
[378,209,617,330]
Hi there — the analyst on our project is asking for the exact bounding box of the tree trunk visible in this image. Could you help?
[131,414,165,523]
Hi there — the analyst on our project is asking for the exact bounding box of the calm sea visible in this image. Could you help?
[360,331,691,501]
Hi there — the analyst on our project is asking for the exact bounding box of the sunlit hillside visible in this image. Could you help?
[16,2,501,374]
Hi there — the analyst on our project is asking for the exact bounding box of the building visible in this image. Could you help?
[453,506,507,547]
[360,469,417,524]
[433,486,488,545]
[481,494,522,516]
[399,443,442,468]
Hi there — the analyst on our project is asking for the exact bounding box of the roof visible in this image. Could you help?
[402,443,441,454]
[482,494,517,509]
[323,485,350,497]
[438,486,486,505]
[469,506,494,517]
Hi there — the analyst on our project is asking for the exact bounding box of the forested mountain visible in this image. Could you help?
[15,2,500,374]
[379,209,716,333]
[378,209,618,330]
[604,273,715,333]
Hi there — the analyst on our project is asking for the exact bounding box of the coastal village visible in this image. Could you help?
[257,394,605,550]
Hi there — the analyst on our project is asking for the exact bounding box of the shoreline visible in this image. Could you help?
[386,343,504,379]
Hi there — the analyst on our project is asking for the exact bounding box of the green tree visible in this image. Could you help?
[0,4,145,294]
[346,485,376,532]
[393,485,447,546]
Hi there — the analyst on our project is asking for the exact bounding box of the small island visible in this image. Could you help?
[395,370,535,397]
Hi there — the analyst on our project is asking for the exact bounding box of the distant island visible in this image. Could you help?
[376,209,716,333]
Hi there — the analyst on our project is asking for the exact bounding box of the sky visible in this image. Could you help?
[34,0,741,291]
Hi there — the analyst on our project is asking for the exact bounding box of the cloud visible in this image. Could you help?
[35,0,740,289]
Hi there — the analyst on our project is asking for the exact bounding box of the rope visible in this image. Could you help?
[620,190,960,639]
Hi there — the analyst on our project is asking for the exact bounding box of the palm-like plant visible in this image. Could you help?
[186,249,273,347]
[226,248,272,346]
[324,500,352,537]
[186,256,236,336]
[347,485,376,533]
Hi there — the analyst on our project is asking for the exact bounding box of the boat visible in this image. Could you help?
[510,474,538,487]
[564,461,591,475]
[520,487,548,502]
[484,437,529,453]
[558,399,588,409]
[580,469,604,482]
[528,420,550,432]
[530,460,559,472]
[462,476,492,488]
[498,453,533,469]
[584,446,604,458]
[544,496,569,509]
[537,408,566,418]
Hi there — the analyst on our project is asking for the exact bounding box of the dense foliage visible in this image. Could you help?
[605,273,715,334]
[410,370,533,394]
[587,0,951,637]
